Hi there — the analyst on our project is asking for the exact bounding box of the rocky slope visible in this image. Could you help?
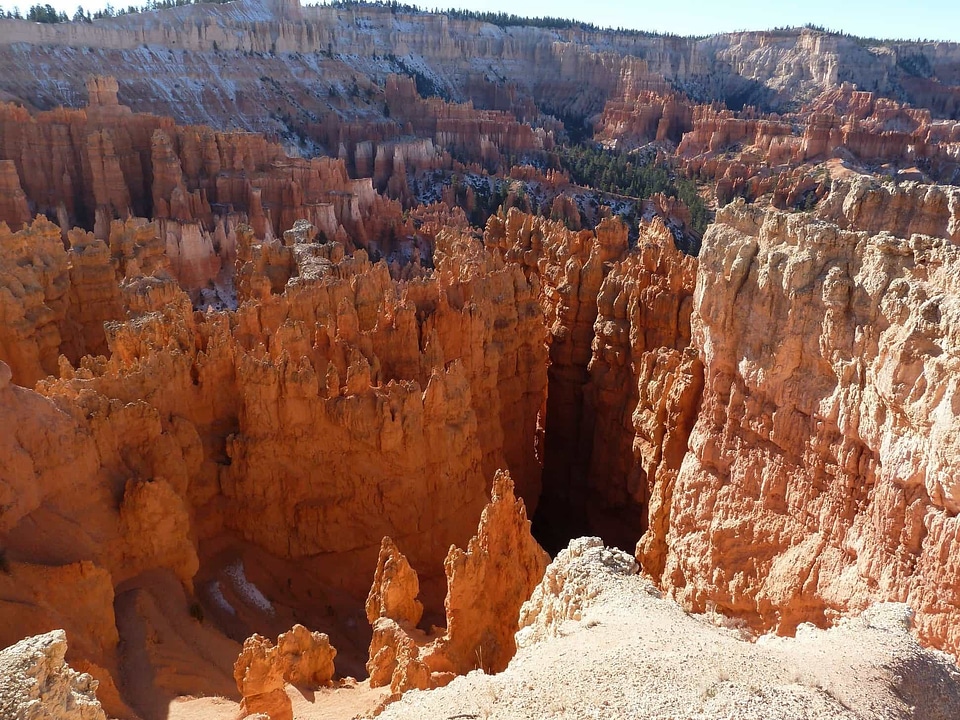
[232,624,336,720]
[379,538,960,720]
[6,1,960,111]
[0,203,550,716]
[642,178,960,656]
[2,0,960,148]
[366,471,548,695]
[4,174,960,716]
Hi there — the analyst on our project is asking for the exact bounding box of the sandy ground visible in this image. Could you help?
[167,681,389,720]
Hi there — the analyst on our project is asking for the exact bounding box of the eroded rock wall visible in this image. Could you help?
[643,189,960,656]
[4,0,960,132]
[0,78,405,296]
[0,201,553,712]
[484,209,701,553]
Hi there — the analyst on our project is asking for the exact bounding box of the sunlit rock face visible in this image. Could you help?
[644,188,960,655]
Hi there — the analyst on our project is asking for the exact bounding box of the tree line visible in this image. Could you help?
[321,0,694,38]
[2,0,231,22]
[5,1,946,44]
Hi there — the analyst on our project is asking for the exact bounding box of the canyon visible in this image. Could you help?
[1,0,960,718]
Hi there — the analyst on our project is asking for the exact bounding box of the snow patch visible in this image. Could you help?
[207,580,237,616]
[225,559,275,615]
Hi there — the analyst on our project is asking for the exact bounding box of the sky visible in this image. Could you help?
[3,0,960,42]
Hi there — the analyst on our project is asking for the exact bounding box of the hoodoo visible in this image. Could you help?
[1,0,960,717]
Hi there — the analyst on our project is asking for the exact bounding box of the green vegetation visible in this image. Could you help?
[794,188,820,212]
[319,0,699,38]
[2,0,233,21]
[741,24,945,45]
[898,53,934,78]
[448,175,511,227]
[557,144,710,236]
[442,8,693,37]
[27,4,68,21]
[812,24,945,45]
[188,601,205,623]
[325,0,420,12]
[4,0,946,45]
[1,4,70,22]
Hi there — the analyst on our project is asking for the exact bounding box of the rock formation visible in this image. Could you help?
[233,634,291,720]
[0,630,106,720]
[366,471,549,693]
[377,538,960,720]
[2,0,958,210]
[0,218,71,386]
[233,625,336,720]
[482,209,700,553]
[595,81,960,212]
[384,74,554,171]
[3,3,960,716]
[642,186,960,655]
[365,538,423,631]
[515,537,641,649]
[0,212,550,713]
[0,78,407,302]
[485,212,631,548]
[817,175,960,241]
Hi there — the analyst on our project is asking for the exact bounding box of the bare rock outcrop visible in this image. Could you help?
[378,537,960,720]
[485,211,631,547]
[484,209,702,553]
[0,77,407,300]
[0,212,550,711]
[274,625,337,687]
[233,625,336,720]
[516,536,639,649]
[5,8,960,714]
[233,634,290,720]
[384,75,554,172]
[365,537,424,629]
[645,193,960,655]
[816,175,960,241]
[117,478,199,591]
[0,630,106,720]
[0,215,180,387]
[366,471,549,694]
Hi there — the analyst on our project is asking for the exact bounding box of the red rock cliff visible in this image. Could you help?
[643,186,960,657]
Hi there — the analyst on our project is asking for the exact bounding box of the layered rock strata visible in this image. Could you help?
[3,26,960,711]
[3,0,960,134]
[596,82,960,213]
[0,77,405,296]
[0,208,551,713]
[484,209,700,553]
